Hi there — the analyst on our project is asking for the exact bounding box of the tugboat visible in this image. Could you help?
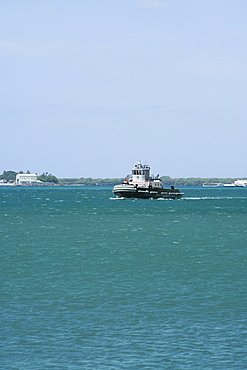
[113,161,183,199]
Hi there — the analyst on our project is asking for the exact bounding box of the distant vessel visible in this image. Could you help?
[113,161,183,199]
[202,180,247,187]
[224,180,247,187]
[203,183,222,187]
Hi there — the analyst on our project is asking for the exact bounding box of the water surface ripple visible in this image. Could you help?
[1,186,247,369]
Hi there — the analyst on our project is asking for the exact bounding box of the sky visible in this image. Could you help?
[1,0,247,178]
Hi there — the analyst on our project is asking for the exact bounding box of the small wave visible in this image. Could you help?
[184,196,247,200]
[110,197,125,200]
[156,197,174,201]
[184,197,221,200]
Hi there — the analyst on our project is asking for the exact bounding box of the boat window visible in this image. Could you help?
[133,169,148,176]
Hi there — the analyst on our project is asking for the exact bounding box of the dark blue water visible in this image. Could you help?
[1,186,247,369]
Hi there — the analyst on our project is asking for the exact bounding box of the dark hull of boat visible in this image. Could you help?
[113,187,183,199]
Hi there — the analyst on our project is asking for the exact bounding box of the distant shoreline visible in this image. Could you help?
[1,177,247,187]
[1,170,246,187]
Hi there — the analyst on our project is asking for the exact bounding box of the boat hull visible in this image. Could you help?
[113,185,183,199]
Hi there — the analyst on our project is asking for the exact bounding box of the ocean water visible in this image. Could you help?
[1,186,247,369]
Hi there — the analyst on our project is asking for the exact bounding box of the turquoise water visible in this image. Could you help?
[1,186,247,369]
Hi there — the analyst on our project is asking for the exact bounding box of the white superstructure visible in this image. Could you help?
[233,179,247,187]
[224,179,247,187]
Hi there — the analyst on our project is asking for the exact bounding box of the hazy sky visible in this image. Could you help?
[1,0,247,178]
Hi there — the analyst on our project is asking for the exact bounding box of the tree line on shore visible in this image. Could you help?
[160,176,242,187]
[0,171,58,184]
[0,170,245,186]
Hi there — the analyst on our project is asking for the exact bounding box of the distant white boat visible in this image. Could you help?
[224,180,247,187]
[234,180,247,187]
[203,183,222,187]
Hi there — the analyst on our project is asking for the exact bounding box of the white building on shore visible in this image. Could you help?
[16,173,38,185]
